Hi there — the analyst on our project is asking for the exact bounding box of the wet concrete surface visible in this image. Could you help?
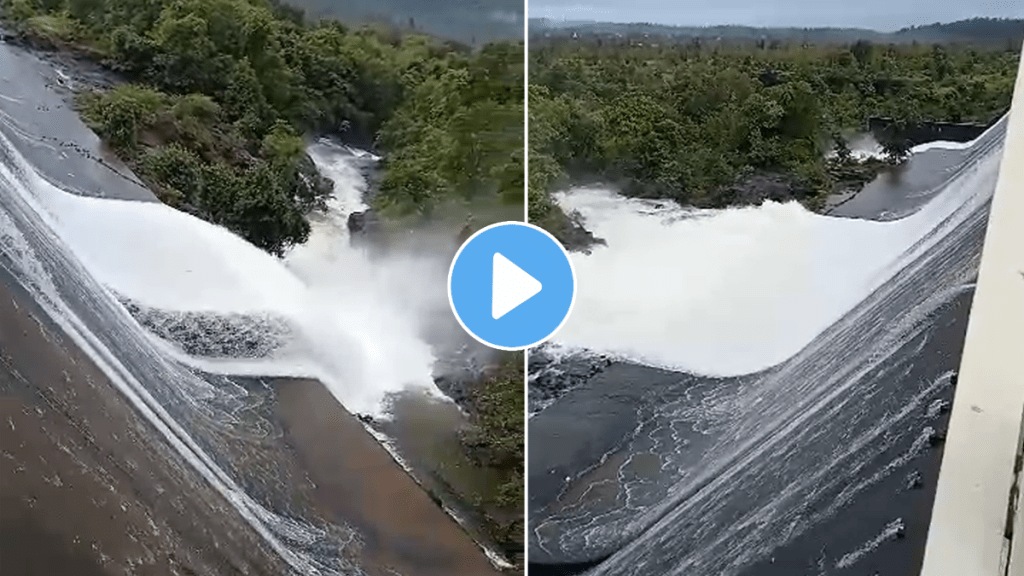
[0,274,289,576]
[528,121,1001,574]
[0,37,152,202]
[0,270,502,576]
[273,381,501,576]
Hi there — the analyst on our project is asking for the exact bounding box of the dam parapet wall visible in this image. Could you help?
[868,115,1000,147]
[921,43,1024,576]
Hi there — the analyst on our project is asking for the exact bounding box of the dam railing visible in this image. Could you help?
[920,43,1024,576]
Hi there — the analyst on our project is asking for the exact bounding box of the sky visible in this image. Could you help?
[528,0,1024,31]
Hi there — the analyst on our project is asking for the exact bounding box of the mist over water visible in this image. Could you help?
[1,116,498,572]
[2,131,446,416]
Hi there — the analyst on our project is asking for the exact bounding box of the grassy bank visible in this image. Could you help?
[387,353,525,566]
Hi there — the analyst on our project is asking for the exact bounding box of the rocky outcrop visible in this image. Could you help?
[542,205,606,254]
[702,170,820,208]
[346,208,384,247]
[528,349,613,414]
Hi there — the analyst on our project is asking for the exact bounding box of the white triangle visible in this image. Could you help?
[492,252,542,320]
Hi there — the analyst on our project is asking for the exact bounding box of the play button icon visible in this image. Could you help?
[449,222,576,350]
[492,253,542,319]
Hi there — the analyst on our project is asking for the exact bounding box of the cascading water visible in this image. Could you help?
[1,129,444,417]
[0,74,473,574]
[528,118,1005,575]
[0,132,362,575]
[0,37,514,574]
[550,119,1003,377]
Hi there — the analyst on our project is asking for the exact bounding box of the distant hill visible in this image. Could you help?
[530,17,1024,48]
[280,0,523,45]
[894,18,1024,44]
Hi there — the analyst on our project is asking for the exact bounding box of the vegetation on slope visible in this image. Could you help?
[458,352,525,561]
[2,0,523,254]
[529,38,1017,241]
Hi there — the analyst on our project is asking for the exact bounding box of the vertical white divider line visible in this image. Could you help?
[522,0,532,569]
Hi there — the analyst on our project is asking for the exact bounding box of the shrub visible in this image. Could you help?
[78,85,169,151]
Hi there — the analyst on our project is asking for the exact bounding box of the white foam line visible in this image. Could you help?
[836,518,905,569]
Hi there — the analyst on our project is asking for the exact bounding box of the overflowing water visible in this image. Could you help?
[529,119,1004,574]
[1,134,362,575]
[551,118,1003,376]
[0,115,459,573]
[826,130,988,162]
[2,132,443,416]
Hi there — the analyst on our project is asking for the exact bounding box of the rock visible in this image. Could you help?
[119,298,290,359]
[551,208,606,254]
[704,171,818,208]
[347,209,382,240]
[295,154,334,212]
[433,371,474,409]
[431,342,495,411]
[528,350,612,413]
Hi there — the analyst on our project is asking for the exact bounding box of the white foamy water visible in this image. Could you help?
[1,134,441,416]
[827,131,989,162]
[1,141,357,576]
[826,133,886,161]
[553,147,1000,376]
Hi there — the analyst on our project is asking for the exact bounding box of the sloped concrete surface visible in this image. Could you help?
[921,44,1024,576]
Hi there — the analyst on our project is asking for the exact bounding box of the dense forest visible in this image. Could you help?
[284,0,522,46]
[531,17,1024,49]
[1,0,523,255]
[529,38,1018,242]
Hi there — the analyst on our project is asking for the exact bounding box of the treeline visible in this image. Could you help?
[529,40,1017,240]
[2,0,522,254]
[283,0,523,46]
[896,18,1024,45]
[532,17,1024,49]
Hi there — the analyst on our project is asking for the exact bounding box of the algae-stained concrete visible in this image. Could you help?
[0,275,290,576]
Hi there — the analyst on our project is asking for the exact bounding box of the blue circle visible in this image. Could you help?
[448,221,577,351]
